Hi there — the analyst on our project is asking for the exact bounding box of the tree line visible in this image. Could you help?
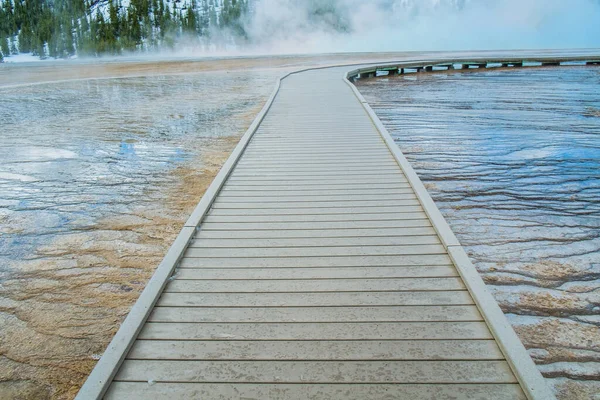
[0,0,249,60]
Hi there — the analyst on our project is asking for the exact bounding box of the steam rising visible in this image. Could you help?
[241,0,600,53]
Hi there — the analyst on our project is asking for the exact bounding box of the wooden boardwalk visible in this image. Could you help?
[73,56,600,399]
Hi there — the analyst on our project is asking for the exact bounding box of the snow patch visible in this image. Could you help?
[2,53,56,63]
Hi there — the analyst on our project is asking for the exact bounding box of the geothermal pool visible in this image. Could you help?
[356,66,600,399]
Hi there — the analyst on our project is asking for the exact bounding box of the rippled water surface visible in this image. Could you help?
[357,66,600,399]
[0,69,280,399]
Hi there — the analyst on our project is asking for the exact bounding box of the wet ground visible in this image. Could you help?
[357,66,600,400]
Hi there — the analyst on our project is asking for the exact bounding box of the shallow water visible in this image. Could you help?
[357,66,600,399]
[0,70,280,399]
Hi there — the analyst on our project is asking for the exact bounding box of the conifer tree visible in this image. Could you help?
[0,0,252,58]
[185,1,198,33]
[1,36,9,56]
[10,38,17,55]
[109,1,120,40]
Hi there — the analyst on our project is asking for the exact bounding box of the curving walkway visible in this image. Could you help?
[73,56,600,399]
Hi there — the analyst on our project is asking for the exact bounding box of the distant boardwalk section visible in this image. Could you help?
[76,53,600,399]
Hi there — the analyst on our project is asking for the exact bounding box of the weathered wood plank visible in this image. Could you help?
[234,162,401,168]
[115,359,515,383]
[226,176,406,182]
[189,235,440,248]
[211,199,419,209]
[164,277,465,293]
[175,265,459,280]
[207,206,424,216]
[245,142,385,148]
[148,305,480,323]
[222,183,412,191]
[199,220,431,231]
[178,254,452,268]
[228,169,404,176]
[105,382,526,400]
[241,149,393,156]
[157,291,473,307]
[218,188,416,196]
[224,179,408,187]
[201,213,430,224]
[235,160,398,167]
[238,156,396,163]
[215,194,418,202]
[139,322,493,341]
[128,339,499,360]
[183,244,447,258]
[211,200,420,209]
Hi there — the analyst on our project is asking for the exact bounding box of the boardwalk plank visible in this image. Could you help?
[189,236,440,247]
[218,188,416,196]
[148,305,481,323]
[157,291,473,307]
[207,206,425,216]
[128,339,500,360]
[178,254,452,268]
[175,266,459,280]
[138,322,493,340]
[183,245,447,258]
[222,183,412,190]
[114,360,515,383]
[164,277,465,293]
[214,194,418,201]
[105,382,526,400]
[211,200,419,208]
[199,220,432,230]
[195,227,435,239]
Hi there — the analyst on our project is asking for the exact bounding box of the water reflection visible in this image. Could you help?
[357,66,600,399]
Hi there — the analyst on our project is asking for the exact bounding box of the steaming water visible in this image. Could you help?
[0,70,279,399]
[356,66,600,399]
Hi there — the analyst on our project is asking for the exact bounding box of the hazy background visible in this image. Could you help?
[1,0,599,61]
[245,0,600,53]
